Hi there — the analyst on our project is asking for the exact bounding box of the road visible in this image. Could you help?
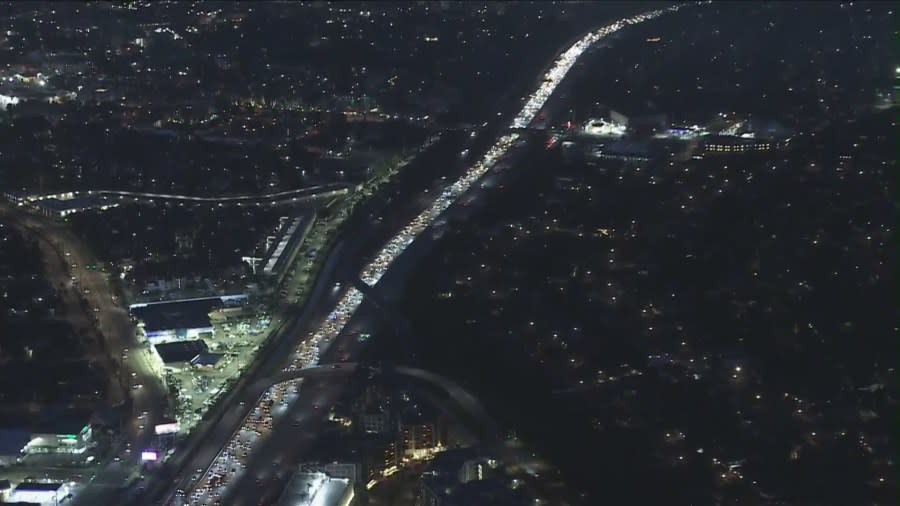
[0,202,170,504]
[149,134,469,505]
[153,4,701,504]
[211,131,544,505]
[32,183,353,208]
[136,238,348,505]
[129,130,466,506]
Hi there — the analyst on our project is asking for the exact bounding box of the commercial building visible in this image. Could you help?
[7,482,70,505]
[0,409,96,463]
[152,340,210,367]
[23,416,93,456]
[702,135,789,154]
[581,117,626,138]
[276,472,353,506]
[33,195,119,218]
[299,462,360,486]
[608,109,668,134]
[244,210,315,284]
[591,139,652,163]
[131,297,232,344]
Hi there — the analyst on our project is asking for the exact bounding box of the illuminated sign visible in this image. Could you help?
[141,451,158,461]
[154,422,180,435]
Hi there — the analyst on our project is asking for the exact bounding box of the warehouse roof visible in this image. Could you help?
[154,340,208,364]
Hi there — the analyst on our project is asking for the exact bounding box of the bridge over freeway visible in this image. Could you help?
[251,362,500,439]
[37,183,355,208]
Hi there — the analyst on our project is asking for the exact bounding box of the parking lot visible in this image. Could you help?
[162,310,274,434]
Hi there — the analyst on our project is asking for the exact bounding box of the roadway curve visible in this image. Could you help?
[217,363,502,506]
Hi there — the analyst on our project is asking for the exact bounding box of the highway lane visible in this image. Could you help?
[219,322,376,505]
[210,4,703,503]
[144,132,469,506]
[217,373,352,506]
[142,240,348,506]
[216,136,541,504]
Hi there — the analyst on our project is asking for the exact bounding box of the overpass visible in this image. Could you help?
[254,362,499,439]
[33,183,354,208]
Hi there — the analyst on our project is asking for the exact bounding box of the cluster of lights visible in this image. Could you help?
[182,4,704,502]
[190,379,302,504]
[359,132,521,286]
[511,4,689,130]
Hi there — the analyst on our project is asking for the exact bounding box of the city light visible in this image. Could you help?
[184,5,702,503]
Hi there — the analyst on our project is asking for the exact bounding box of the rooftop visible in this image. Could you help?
[12,482,64,492]
[131,298,220,333]
[277,472,352,506]
[154,340,209,364]
[190,352,224,367]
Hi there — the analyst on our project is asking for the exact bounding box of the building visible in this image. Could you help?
[152,340,209,366]
[608,109,668,134]
[399,402,444,459]
[0,409,95,461]
[581,117,626,138]
[299,462,360,486]
[417,448,528,506]
[2,191,27,206]
[702,135,788,154]
[360,409,389,435]
[131,297,223,344]
[248,211,315,284]
[29,194,118,218]
[7,482,70,505]
[362,438,398,482]
[400,422,437,457]
[276,472,353,506]
[190,352,223,368]
[591,139,652,163]
[24,416,93,456]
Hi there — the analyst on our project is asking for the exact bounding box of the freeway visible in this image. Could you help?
[163,4,705,504]
[174,4,700,505]
[144,130,468,506]
[138,238,349,506]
